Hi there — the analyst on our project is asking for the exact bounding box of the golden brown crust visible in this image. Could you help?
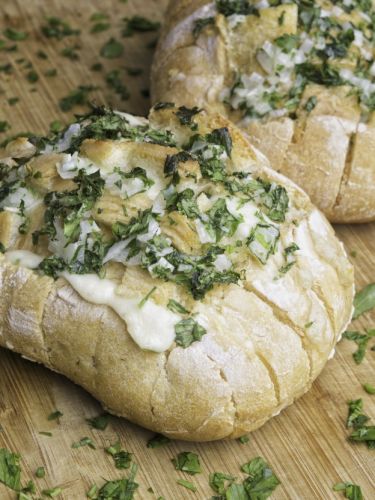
[0,109,354,441]
[151,0,375,223]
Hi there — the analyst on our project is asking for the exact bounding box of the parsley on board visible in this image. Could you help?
[105,70,130,100]
[4,28,28,41]
[0,448,21,490]
[94,463,138,499]
[106,441,132,469]
[41,17,80,39]
[100,38,124,59]
[91,22,111,33]
[122,16,160,37]
[59,85,96,112]
[363,383,375,395]
[241,457,280,498]
[41,486,62,497]
[35,466,46,479]
[353,283,375,319]
[342,330,375,364]
[86,413,110,431]
[177,479,197,492]
[346,399,369,429]
[47,410,63,421]
[172,452,201,475]
[209,472,236,494]
[0,121,11,133]
[333,482,363,500]
[72,437,96,449]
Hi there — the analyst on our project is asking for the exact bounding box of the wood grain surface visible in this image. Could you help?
[0,1,374,498]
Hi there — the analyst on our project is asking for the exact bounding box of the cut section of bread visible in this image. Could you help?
[0,105,354,441]
[151,0,375,223]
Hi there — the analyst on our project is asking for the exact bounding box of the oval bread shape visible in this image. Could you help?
[151,0,375,223]
[0,106,354,441]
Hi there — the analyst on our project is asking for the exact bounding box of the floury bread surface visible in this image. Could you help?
[152,0,375,223]
[0,106,354,440]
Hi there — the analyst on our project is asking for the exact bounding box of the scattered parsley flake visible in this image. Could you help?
[175,318,207,348]
[333,482,363,500]
[59,85,96,112]
[100,38,124,59]
[47,410,63,421]
[86,413,110,430]
[172,452,201,475]
[0,121,11,133]
[0,448,21,491]
[353,283,375,319]
[177,479,197,492]
[343,330,375,364]
[363,383,375,395]
[72,437,96,449]
[4,28,28,41]
[122,16,160,37]
[36,467,46,479]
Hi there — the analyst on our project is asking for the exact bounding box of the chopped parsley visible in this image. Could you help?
[86,413,110,430]
[248,223,280,265]
[41,486,62,497]
[105,70,130,100]
[175,318,207,348]
[353,283,375,319]
[241,457,280,498]
[363,383,375,395]
[346,399,375,449]
[138,286,157,308]
[0,448,21,491]
[216,0,259,17]
[176,479,197,492]
[304,96,318,113]
[94,463,138,499]
[59,85,96,112]
[41,17,80,39]
[4,28,28,41]
[333,482,363,500]
[122,16,160,37]
[175,106,202,131]
[209,472,235,494]
[47,410,63,421]
[100,38,124,59]
[35,467,46,479]
[72,437,96,449]
[172,452,201,475]
[0,121,11,133]
[167,299,190,314]
[343,330,375,364]
[105,441,132,469]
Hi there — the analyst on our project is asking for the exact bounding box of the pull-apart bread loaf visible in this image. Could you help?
[152,0,375,223]
[0,106,354,441]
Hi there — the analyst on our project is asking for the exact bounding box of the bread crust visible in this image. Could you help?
[0,108,354,441]
[151,0,375,223]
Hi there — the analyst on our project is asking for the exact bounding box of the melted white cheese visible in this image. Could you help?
[61,273,179,352]
[4,250,43,269]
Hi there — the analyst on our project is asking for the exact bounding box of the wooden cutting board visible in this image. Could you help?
[0,1,374,498]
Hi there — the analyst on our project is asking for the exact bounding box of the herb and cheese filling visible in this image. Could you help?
[0,106,297,352]
[196,0,375,121]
